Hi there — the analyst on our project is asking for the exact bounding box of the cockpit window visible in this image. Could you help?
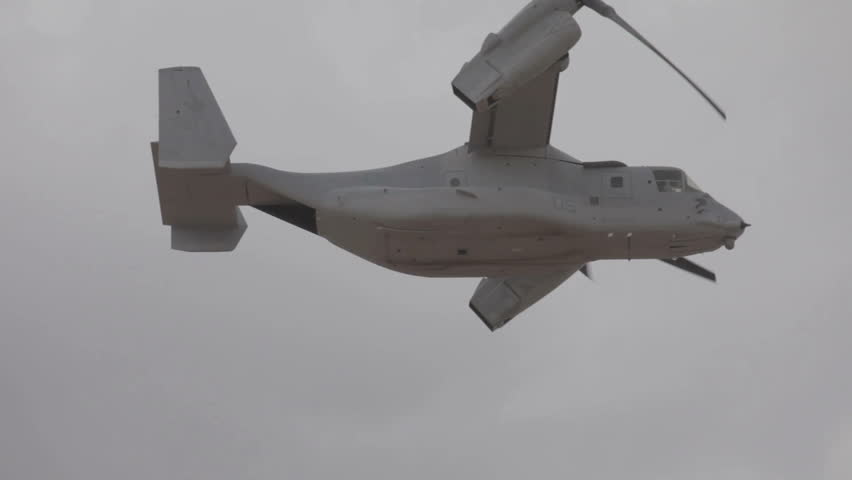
[685,175,702,193]
[653,169,684,192]
[653,169,703,193]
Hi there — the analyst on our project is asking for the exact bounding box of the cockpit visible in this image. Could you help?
[653,168,703,193]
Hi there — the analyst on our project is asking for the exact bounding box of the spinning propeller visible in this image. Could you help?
[660,257,716,282]
[579,0,726,120]
[580,258,717,282]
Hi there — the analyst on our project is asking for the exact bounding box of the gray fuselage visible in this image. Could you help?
[150,0,741,330]
[233,145,744,278]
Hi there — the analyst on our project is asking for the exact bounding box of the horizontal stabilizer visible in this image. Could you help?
[158,67,236,169]
[151,141,250,252]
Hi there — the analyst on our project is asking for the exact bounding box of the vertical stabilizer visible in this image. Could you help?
[158,67,236,169]
[152,67,246,252]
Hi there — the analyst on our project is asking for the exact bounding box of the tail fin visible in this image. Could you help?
[158,67,236,169]
[151,67,246,252]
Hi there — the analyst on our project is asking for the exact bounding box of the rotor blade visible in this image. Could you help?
[582,0,727,120]
[580,264,592,280]
[660,258,717,282]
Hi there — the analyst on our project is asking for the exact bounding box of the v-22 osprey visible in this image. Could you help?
[151,0,748,331]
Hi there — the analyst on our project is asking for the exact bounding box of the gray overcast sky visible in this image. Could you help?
[2,0,852,479]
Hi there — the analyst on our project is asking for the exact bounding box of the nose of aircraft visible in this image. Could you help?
[718,204,748,249]
[722,214,745,236]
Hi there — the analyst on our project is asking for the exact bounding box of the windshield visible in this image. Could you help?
[653,168,703,193]
[685,174,702,193]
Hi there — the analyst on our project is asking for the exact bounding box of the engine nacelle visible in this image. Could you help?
[452,0,583,112]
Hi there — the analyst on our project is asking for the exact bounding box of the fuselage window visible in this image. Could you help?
[610,176,624,188]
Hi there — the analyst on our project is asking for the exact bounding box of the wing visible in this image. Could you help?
[469,266,580,331]
[451,3,582,155]
[466,63,562,154]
